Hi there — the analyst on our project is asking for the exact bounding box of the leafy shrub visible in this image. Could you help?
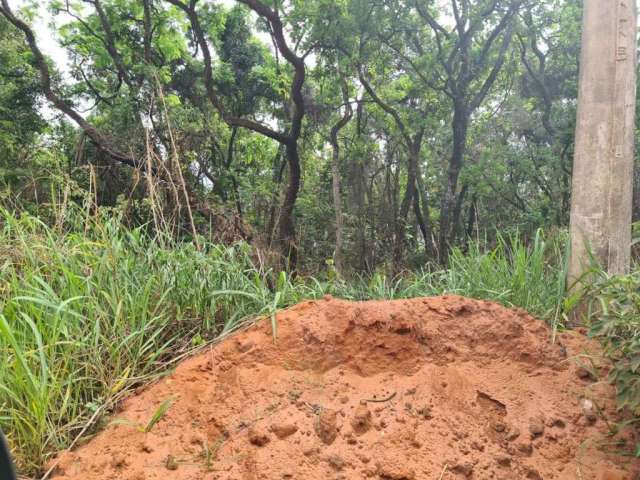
[587,271,640,417]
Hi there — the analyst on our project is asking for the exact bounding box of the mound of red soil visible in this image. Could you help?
[51,295,638,480]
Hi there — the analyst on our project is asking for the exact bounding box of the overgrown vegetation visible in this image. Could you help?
[0,0,639,475]
[0,204,573,474]
[0,206,282,472]
[587,271,640,428]
[3,0,629,275]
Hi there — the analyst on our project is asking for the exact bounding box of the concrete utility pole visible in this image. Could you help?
[568,0,637,287]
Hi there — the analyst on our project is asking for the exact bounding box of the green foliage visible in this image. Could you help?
[0,205,571,474]
[0,17,46,169]
[111,397,174,433]
[0,205,299,473]
[587,271,640,418]
[443,231,570,321]
[212,5,279,116]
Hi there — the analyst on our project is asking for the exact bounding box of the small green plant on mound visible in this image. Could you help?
[111,398,175,433]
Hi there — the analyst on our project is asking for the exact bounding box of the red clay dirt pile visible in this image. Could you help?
[51,295,639,480]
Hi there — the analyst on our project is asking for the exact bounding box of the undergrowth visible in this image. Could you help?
[586,269,640,441]
[0,205,619,475]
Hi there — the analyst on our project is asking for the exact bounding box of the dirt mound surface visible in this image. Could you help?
[51,295,639,480]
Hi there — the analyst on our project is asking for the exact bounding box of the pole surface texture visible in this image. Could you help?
[569,0,637,284]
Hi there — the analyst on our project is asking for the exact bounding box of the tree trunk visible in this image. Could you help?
[438,103,469,262]
[393,148,418,269]
[464,193,478,252]
[633,161,640,223]
[413,188,429,253]
[329,74,353,276]
[331,135,345,275]
[451,183,469,242]
[277,141,301,272]
[416,168,437,257]
[266,145,285,248]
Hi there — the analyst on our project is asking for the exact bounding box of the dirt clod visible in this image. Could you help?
[517,441,534,456]
[375,458,415,479]
[247,426,270,446]
[315,409,338,445]
[506,426,521,441]
[351,404,372,435]
[48,296,639,480]
[327,454,346,470]
[529,418,545,437]
[271,422,298,439]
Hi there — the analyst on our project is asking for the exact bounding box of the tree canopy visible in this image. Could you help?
[0,0,635,273]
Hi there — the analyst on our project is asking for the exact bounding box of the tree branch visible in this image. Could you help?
[470,11,518,111]
[165,0,291,144]
[358,66,412,147]
[0,0,144,170]
[83,0,134,87]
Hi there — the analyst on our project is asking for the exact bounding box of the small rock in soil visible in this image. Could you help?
[315,409,338,445]
[576,366,594,380]
[271,422,298,439]
[327,454,346,471]
[529,418,545,437]
[248,426,271,446]
[164,455,178,471]
[351,404,373,434]
[451,461,475,477]
[580,398,598,424]
[506,426,521,441]
[525,467,543,479]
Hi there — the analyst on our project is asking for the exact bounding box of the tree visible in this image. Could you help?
[0,0,142,170]
[2,0,622,277]
[415,0,524,260]
[329,70,352,276]
[350,0,438,265]
[166,0,308,271]
[0,16,46,181]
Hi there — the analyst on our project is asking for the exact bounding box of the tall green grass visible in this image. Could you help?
[326,230,569,321]
[0,207,299,473]
[0,207,568,475]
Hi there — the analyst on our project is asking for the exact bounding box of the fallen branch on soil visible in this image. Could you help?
[363,392,397,403]
[438,464,448,480]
